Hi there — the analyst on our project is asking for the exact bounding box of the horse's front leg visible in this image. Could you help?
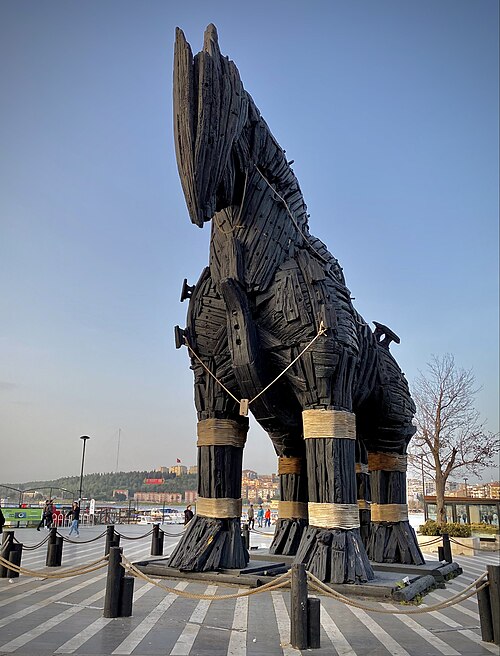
[170,271,249,571]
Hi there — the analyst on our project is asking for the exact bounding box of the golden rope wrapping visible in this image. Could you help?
[196,496,242,518]
[278,456,303,475]
[370,503,408,522]
[302,409,356,439]
[196,419,248,448]
[357,499,371,510]
[368,452,407,472]
[278,500,308,519]
[308,502,360,529]
[355,463,369,474]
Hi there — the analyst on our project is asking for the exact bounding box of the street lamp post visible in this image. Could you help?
[78,436,90,502]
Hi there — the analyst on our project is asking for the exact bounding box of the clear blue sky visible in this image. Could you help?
[1,1,498,485]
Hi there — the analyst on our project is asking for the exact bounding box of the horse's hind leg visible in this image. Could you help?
[356,438,371,546]
[365,347,424,565]
[269,434,308,556]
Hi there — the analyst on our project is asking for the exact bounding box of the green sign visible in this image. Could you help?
[2,507,42,522]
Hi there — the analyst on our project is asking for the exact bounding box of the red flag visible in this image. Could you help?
[176,458,181,463]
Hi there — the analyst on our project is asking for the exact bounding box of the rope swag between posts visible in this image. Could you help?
[1,547,491,619]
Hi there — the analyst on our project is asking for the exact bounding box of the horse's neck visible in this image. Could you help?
[209,164,306,292]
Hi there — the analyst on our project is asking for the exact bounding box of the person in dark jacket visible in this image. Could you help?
[37,500,50,531]
[66,502,80,537]
[184,505,194,524]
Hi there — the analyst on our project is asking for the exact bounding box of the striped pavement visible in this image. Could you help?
[0,526,499,655]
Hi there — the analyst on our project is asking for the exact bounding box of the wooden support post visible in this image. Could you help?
[307,597,321,649]
[487,565,500,645]
[119,576,135,617]
[7,543,23,579]
[103,547,124,618]
[442,533,452,563]
[105,525,115,556]
[151,524,161,556]
[477,577,494,643]
[290,563,308,650]
[0,532,14,578]
[46,528,59,567]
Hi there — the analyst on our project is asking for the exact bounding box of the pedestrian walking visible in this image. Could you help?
[37,500,50,531]
[247,504,255,530]
[257,505,264,528]
[66,502,81,537]
[264,507,271,527]
[0,507,5,534]
[184,504,194,524]
[45,499,54,529]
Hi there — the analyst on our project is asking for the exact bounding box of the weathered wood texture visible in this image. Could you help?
[172,24,419,580]
[269,464,308,555]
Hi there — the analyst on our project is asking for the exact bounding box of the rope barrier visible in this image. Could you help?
[2,540,491,619]
[0,553,108,579]
[13,534,51,550]
[417,536,444,546]
[58,529,108,544]
[306,570,489,615]
[160,527,186,537]
[115,528,154,540]
[121,555,291,601]
[448,537,477,549]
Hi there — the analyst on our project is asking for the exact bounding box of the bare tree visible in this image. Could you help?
[409,354,499,526]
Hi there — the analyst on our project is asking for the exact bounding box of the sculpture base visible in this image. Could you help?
[366,520,425,565]
[269,518,308,556]
[168,515,249,571]
[294,526,374,583]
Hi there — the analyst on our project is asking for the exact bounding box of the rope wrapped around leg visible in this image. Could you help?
[195,497,242,519]
[278,501,308,519]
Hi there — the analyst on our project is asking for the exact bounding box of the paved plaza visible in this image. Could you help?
[0,524,499,656]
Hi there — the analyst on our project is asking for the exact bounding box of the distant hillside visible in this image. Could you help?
[6,470,197,501]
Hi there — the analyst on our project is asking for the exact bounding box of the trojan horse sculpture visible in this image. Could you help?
[170,25,424,583]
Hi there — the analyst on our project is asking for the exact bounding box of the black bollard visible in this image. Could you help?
[0,532,14,578]
[242,524,250,551]
[119,576,135,617]
[437,546,445,561]
[442,533,452,564]
[46,528,58,567]
[159,529,164,554]
[105,525,115,556]
[487,565,500,646]
[55,535,64,566]
[151,524,162,556]
[103,546,124,618]
[290,563,308,650]
[477,576,494,643]
[7,543,23,579]
[307,597,321,649]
